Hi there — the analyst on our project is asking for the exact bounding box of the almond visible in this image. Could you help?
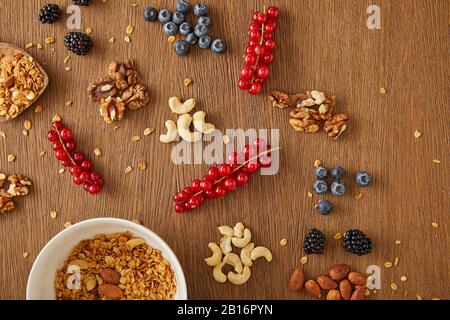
[98,284,123,300]
[329,264,350,281]
[348,271,367,286]
[326,289,341,300]
[289,267,304,292]
[316,275,337,290]
[350,286,366,300]
[100,268,120,285]
[305,279,322,299]
[339,279,352,300]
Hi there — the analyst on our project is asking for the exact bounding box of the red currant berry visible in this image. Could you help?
[81,160,92,171]
[253,45,266,56]
[53,121,63,130]
[244,54,257,66]
[249,30,261,41]
[200,179,213,191]
[188,196,202,209]
[238,78,251,90]
[249,22,260,31]
[174,203,185,213]
[214,185,227,197]
[69,165,83,176]
[253,77,265,84]
[227,152,238,165]
[73,152,84,164]
[248,40,260,47]
[65,140,76,151]
[94,179,104,188]
[183,186,196,195]
[264,22,276,33]
[244,162,259,173]
[47,130,59,142]
[267,6,280,19]
[53,141,63,151]
[205,190,216,199]
[236,172,250,186]
[78,171,90,183]
[256,65,270,79]
[191,179,201,192]
[55,149,69,161]
[174,191,188,203]
[261,52,274,64]
[59,128,73,142]
[184,202,192,211]
[243,144,258,159]
[206,167,220,181]
[240,66,254,80]
[218,163,232,176]
[264,39,276,50]
[245,46,255,55]
[263,32,273,40]
[83,181,92,192]
[223,178,237,191]
[73,174,84,185]
[90,172,101,182]
[89,184,101,195]
[248,82,263,95]
[61,160,71,167]
[258,154,272,168]
[253,138,267,152]
[255,12,267,24]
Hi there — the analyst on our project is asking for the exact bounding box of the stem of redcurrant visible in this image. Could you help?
[250,6,267,83]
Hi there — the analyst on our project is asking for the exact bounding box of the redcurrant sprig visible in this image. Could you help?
[239,6,279,95]
[173,138,278,213]
[47,119,104,195]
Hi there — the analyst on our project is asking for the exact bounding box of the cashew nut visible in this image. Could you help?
[220,236,232,255]
[159,120,178,143]
[250,246,273,262]
[169,97,196,115]
[232,228,252,248]
[228,266,251,285]
[223,253,243,273]
[240,242,255,267]
[204,242,222,267]
[213,262,227,283]
[177,114,202,142]
[193,111,215,134]
[218,225,234,237]
[233,222,245,238]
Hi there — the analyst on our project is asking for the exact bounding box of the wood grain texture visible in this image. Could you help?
[0,0,448,300]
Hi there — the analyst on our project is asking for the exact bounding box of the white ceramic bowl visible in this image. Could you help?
[27,218,187,300]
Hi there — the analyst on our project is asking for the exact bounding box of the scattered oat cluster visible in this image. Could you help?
[0,173,31,214]
[268,90,349,140]
[0,51,45,121]
[205,222,272,285]
[88,59,150,124]
[55,232,176,300]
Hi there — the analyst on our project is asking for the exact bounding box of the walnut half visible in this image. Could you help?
[88,77,118,102]
[6,174,31,197]
[121,84,150,110]
[324,113,349,140]
[99,96,126,124]
[0,196,14,214]
[108,59,140,90]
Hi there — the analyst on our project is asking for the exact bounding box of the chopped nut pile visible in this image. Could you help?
[0,51,44,120]
[88,59,150,124]
[268,90,349,140]
[0,173,32,214]
[55,232,176,300]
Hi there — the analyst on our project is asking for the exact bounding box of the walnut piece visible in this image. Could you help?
[0,196,14,214]
[324,113,349,140]
[100,96,126,124]
[88,77,117,102]
[290,107,322,122]
[121,84,150,110]
[289,118,320,133]
[108,59,140,90]
[6,174,31,197]
[268,90,292,109]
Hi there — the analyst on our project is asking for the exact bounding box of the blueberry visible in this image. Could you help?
[313,180,328,195]
[194,23,208,37]
[179,22,193,36]
[158,9,172,23]
[143,7,158,21]
[331,167,346,181]
[315,166,328,180]
[198,36,212,49]
[176,0,190,13]
[197,16,211,27]
[355,171,372,187]
[173,40,190,56]
[172,11,185,24]
[185,33,198,44]
[163,22,178,36]
[193,3,208,16]
[331,181,347,197]
[211,39,227,54]
[316,200,333,215]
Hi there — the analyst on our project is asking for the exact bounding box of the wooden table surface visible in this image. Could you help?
[0,0,448,300]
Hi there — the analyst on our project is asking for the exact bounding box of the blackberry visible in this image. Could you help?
[343,229,373,256]
[64,32,93,55]
[38,4,61,24]
[73,0,91,6]
[303,228,325,254]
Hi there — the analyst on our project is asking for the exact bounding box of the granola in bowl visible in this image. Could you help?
[55,231,177,300]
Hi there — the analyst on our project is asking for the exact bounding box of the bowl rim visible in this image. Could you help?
[26,217,187,300]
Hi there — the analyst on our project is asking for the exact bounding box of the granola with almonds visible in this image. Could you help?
[55,232,177,300]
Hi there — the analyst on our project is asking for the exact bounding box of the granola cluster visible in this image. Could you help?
[55,232,177,300]
[268,90,348,140]
[0,52,44,120]
[0,173,32,214]
[88,59,150,124]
